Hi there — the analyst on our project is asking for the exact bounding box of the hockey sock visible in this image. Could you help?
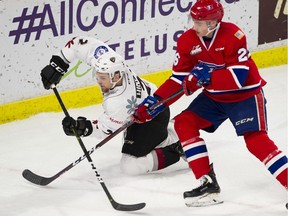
[174,111,212,179]
[263,150,288,189]
[244,131,288,189]
[152,147,180,170]
[182,137,210,179]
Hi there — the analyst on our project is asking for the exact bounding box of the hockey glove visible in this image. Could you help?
[41,55,69,90]
[190,63,212,86]
[62,116,93,137]
[133,96,165,123]
[183,74,201,96]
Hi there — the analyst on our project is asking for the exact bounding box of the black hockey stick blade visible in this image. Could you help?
[21,122,133,186]
[23,168,146,211]
[22,169,55,186]
[111,200,146,211]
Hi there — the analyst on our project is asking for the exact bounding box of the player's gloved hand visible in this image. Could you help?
[41,55,69,90]
[183,63,213,96]
[133,96,165,123]
[190,63,212,86]
[62,116,93,137]
[183,74,201,96]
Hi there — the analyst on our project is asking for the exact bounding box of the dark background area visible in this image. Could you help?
[258,0,287,44]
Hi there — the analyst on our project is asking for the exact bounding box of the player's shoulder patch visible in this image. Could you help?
[234,30,245,40]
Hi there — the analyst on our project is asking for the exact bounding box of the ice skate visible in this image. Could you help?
[184,164,223,207]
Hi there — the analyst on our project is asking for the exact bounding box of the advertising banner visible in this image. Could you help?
[0,0,287,105]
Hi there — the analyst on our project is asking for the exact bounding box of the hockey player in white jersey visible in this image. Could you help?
[40,36,184,175]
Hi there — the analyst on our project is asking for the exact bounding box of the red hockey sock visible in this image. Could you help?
[263,149,288,189]
[244,131,288,189]
[182,137,210,179]
[174,111,212,179]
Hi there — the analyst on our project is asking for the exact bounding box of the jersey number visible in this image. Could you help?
[173,52,180,66]
[238,48,248,62]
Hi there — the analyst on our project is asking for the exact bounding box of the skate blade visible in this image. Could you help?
[185,193,223,207]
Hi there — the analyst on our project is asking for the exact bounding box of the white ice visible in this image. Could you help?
[0,65,287,216]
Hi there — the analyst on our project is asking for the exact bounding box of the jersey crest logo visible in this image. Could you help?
[190,45,202,55]
[94,46,109,59]
[215,47,224,51]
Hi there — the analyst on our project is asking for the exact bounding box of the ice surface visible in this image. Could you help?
[0,65,287,216]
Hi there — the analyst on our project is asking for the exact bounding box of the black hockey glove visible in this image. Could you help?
[62,116,93,137]
[40,55,69,90]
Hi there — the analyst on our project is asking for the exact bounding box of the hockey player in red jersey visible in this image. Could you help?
[134,0,288,207]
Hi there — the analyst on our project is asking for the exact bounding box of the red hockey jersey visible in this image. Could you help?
[155,22,266,103]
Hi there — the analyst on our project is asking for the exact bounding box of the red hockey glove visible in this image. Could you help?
[183,74,201,96]
[133,96,165,123]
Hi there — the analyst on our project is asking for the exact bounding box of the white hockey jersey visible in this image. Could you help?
[58,36,157,139]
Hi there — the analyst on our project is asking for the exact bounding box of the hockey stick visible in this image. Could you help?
[22,120,134,186]
[32,85,145,211]
[22,88,184,187]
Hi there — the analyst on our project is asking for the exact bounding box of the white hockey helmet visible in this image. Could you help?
[92,51,126,79]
